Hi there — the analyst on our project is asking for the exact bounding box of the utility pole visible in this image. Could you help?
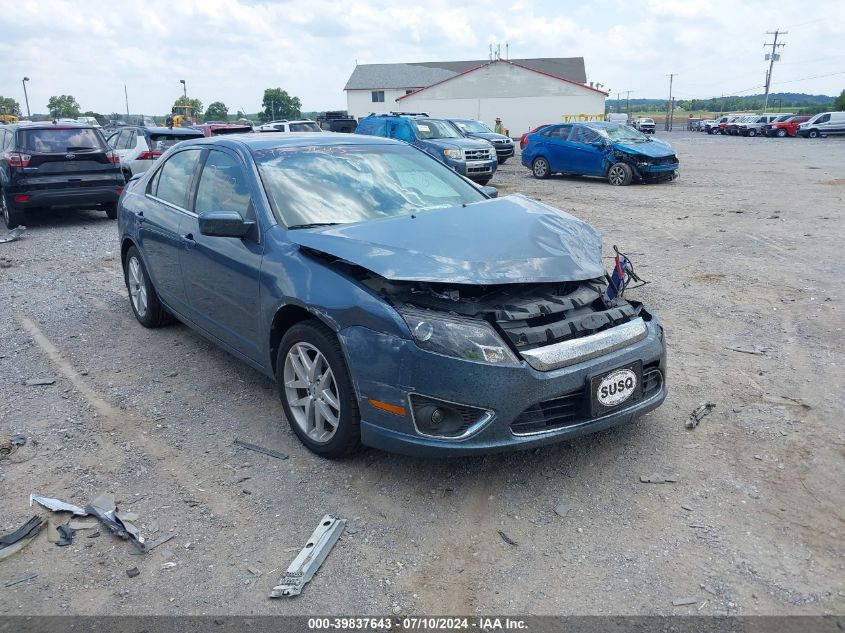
[763,29,787,112]
[124,85,130,117]
[22,77,31,119]
[665,73,676,131]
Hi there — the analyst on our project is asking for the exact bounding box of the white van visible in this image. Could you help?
[797,111,845,138]
[605,113,628,125]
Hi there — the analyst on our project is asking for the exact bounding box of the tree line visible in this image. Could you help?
[0,87,304,123]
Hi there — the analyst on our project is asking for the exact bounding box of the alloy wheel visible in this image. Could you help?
[283,342,341,443]
[127,256,148,317]
[533,158,549,178]
[608,165,627,185]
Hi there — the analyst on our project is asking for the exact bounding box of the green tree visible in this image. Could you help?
[259,88,301,122]
[205,101,229,121]
[0,96,22,117]
[172,96,204,121]
[833,89,845,111]
[47,95,81,118]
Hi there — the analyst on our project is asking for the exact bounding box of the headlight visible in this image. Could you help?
[443,148,463,159]
[399,308,519,366]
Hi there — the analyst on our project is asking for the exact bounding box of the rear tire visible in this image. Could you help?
[123,246,169,328]
[104,203,118,220]
[498,158,507,165]
[276,320,361,458]
[532,157,550,179]
[607,162,633,186]
[1,190,23,230]
[776,129,787,138]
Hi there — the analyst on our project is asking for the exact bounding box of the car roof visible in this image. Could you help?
[138,126,205,135]
[5,121,96,130]
[175,131,405,153]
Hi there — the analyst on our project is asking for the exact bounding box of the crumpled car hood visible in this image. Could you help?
[424,137,494,152]
[288,194,605,284]
[612,139,675,158]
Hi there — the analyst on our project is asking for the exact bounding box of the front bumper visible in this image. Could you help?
[339,318,667,456]
[6,183,122,210]
[448,157,498,180]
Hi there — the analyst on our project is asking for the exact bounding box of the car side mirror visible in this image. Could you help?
[480,185,498,198]
[198,210,254,238]
[591,139,605,148]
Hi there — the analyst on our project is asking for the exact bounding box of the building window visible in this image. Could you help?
[371,91,385,103]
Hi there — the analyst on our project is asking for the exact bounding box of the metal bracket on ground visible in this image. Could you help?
[269,514,346,598]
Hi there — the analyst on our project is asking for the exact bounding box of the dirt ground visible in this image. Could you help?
[1,131,843,617]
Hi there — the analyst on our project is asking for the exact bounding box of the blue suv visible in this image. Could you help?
[355,113,497,184]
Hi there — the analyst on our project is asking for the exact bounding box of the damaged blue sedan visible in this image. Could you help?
[118,133,666,458]
[522,121,679,185]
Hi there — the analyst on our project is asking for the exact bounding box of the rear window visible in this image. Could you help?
[210,126,252,135]
[288,122,320,132]
[148,133,202,152]
[19,127,105,153]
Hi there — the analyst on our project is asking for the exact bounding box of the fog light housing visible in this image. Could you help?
[409,394,492,439]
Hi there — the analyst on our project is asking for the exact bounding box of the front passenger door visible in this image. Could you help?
[563,126,605,175]
[179,148,264,363]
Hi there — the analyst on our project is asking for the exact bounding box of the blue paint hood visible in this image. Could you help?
[288,194,605,284]
[611,138,675,158]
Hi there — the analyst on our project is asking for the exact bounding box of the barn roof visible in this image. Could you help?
[344,57,588,90]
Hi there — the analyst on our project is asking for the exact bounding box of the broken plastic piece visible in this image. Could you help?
[270,515,346,598]
[84,492,145,551]
[30,494,88,516]
[4,571,38,587]
[56,524,75,547]
[0,226,26,243]
[640,474,678,484]
[0,516,45,561]
[686,402,716,429]
[233,438,288,460]
[498,530,518,546]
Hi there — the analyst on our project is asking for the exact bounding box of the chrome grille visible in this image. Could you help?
[464,148,493,160]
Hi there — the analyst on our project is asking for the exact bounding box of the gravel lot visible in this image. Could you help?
[1,131,843,617]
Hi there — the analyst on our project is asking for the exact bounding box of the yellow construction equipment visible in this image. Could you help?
[168,105,196,128]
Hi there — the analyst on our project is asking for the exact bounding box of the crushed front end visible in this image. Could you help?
[339,271,667,456]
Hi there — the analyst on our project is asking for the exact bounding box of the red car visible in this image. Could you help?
[764,115,811,138]
[192,123,253,137]
[520,124,551,149]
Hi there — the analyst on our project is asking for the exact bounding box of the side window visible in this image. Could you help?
[816,114,830,124]
[153,149,202,209]
[106,132,118,148]
[361,119,388,137]
[126,131,137,149]
[390,120,414,143]
[569,126,599,144]
[542,125,569,139]
[195,150,253,220]
[115,130,131,150]
[0,131,8,151]
[371,91,385,103]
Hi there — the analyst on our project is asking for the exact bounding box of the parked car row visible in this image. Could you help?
[695,111,845,138]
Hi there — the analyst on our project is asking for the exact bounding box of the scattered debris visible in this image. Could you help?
[640,474,678,484]
[553,503,571,519]
[68,518,98,530]
[270,514,346,598]
[126,567,140,578]
[234,439,289,461]
[726,346,767,356]
[23,377,56,387]
[30,494,88,516]
[141,533,176,553]
[84,492,145,551]
[10,434,26,447]
[0,515,45,561]
[4,571,38,587]
[87,531,101,539]
[247,566,263,577]
[55,524,75,547]
[498,530,518,546]
[160,562,177,571]
[686,402,716,429]
[672,597,700,606]
[681,504,694,512]
[0,226,26,243]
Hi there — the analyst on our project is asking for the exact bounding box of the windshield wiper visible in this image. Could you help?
[287,222,341,230]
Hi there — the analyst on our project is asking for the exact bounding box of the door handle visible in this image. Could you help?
[182,233,196,249]
[137,211,145,224]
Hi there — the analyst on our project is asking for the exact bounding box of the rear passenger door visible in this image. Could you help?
[178,148,264,363]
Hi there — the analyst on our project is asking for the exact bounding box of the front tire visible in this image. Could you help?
[532,157,550,179]
[277,320,360,458]
[607,162,633,186]
[475,178,491,186]
[807,129,819,139]
[747,129,756,137]
[776,129,788,138]
[123,246,169,328]
[1,190,23,230]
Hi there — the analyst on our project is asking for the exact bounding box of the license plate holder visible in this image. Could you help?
[589,360,643,417]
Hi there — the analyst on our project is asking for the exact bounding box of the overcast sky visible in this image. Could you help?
[1,0,843,116]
